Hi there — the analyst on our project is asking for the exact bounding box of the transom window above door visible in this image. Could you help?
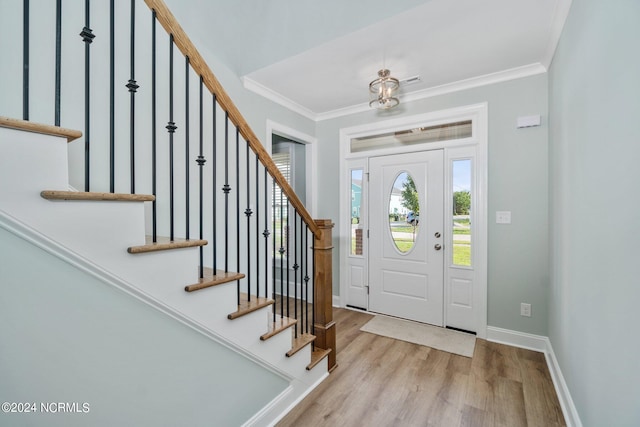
[350,120,472,153]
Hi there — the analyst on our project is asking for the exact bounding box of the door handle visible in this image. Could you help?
[434,244,442,251]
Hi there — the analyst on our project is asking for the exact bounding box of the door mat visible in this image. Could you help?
[360,315,476,358]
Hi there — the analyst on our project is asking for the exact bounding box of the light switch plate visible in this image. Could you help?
[496,211,511,224]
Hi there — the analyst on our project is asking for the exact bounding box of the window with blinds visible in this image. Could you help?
[272,151,290,219]
[272,150,291,256]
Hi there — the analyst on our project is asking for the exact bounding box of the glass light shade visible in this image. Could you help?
[369,69,400,109]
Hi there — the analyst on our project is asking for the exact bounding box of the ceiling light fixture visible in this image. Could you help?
[369,69,400,109]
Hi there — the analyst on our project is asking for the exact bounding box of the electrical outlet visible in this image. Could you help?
[520,303,531,317]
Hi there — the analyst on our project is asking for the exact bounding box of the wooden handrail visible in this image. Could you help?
[144,0,321,238]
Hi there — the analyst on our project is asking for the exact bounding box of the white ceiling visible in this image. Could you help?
[169,0,572,121]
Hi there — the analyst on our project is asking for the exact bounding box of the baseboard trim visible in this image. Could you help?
[332,295,340,307]
[242,385,294,427]
[263,373,329,426]
[544,339,583,427]
[486,326,547,352]
[486,326,582,427]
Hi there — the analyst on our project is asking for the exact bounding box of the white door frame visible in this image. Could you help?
[266,120,318,218]
[339,103,488,338]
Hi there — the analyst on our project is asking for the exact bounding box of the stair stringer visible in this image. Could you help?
[0,125,329,425]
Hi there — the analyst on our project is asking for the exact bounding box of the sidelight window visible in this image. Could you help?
[452,159,471,266]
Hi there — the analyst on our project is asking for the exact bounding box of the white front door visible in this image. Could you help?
[369,150,444,325]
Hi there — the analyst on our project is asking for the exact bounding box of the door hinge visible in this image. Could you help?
[367,229,370,238]
[365,285,370,295]
[366,172,370,182]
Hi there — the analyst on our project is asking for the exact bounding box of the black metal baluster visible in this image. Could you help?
[264,168,270,302]
[151,10,157,242]
[300,226,308,334]
[197,76,206,279]
[127,0,138,194]
[236,127,241,304]
[184,56,190,239]
[166,35,177,241]
[255,155,260,297]
[293,211,299,338]
[304,225,309,334]
[279,186,284,318]
[311,232,316,348]
[223,112,230,273]
[212,94,218,272]
[286,201,290,318]
[22,0,29,120]
[54,0,62,126]
[272,178,276,323]
[245,137,252,299]
[300,222,304,335]
[109,0,115,192]
[80,0,94,191]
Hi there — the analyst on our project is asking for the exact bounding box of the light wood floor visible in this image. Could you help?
[277,308,565,427]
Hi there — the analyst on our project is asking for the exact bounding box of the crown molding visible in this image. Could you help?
[399,63,547,106]
[242,77,318,121]
[246,63,547,123]
[315,102,371,122]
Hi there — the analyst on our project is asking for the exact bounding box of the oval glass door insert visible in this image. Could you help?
[389,172,420,253]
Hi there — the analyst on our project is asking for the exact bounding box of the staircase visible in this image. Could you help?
[0,0,334,425]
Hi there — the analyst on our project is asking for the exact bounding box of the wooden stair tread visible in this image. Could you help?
[41,190,155,202]
[185,267,244,292]
[307,348,332,371]
[128,236,207,254]
[260,316,297,341]
[227,293,274,320]
[286,333,316,358]
[1,116,82,142]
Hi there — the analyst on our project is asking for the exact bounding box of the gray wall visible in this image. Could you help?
[548,0,640,426]
[316,74,549,335]
[0,227,288,427]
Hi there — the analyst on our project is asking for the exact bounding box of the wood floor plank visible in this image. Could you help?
[493,376,527,427]
[519,357,566,426]
[276,308,566,427]
[461,404,493,427]
[465,371,495,412]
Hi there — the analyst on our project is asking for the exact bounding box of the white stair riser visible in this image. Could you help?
[175,283,239,320]
[0,129,69,194]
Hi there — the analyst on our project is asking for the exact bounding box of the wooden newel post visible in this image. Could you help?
[313,219,337,372]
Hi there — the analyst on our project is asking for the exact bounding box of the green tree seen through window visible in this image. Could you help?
[401,175,419,215]
[453,190,471,215]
